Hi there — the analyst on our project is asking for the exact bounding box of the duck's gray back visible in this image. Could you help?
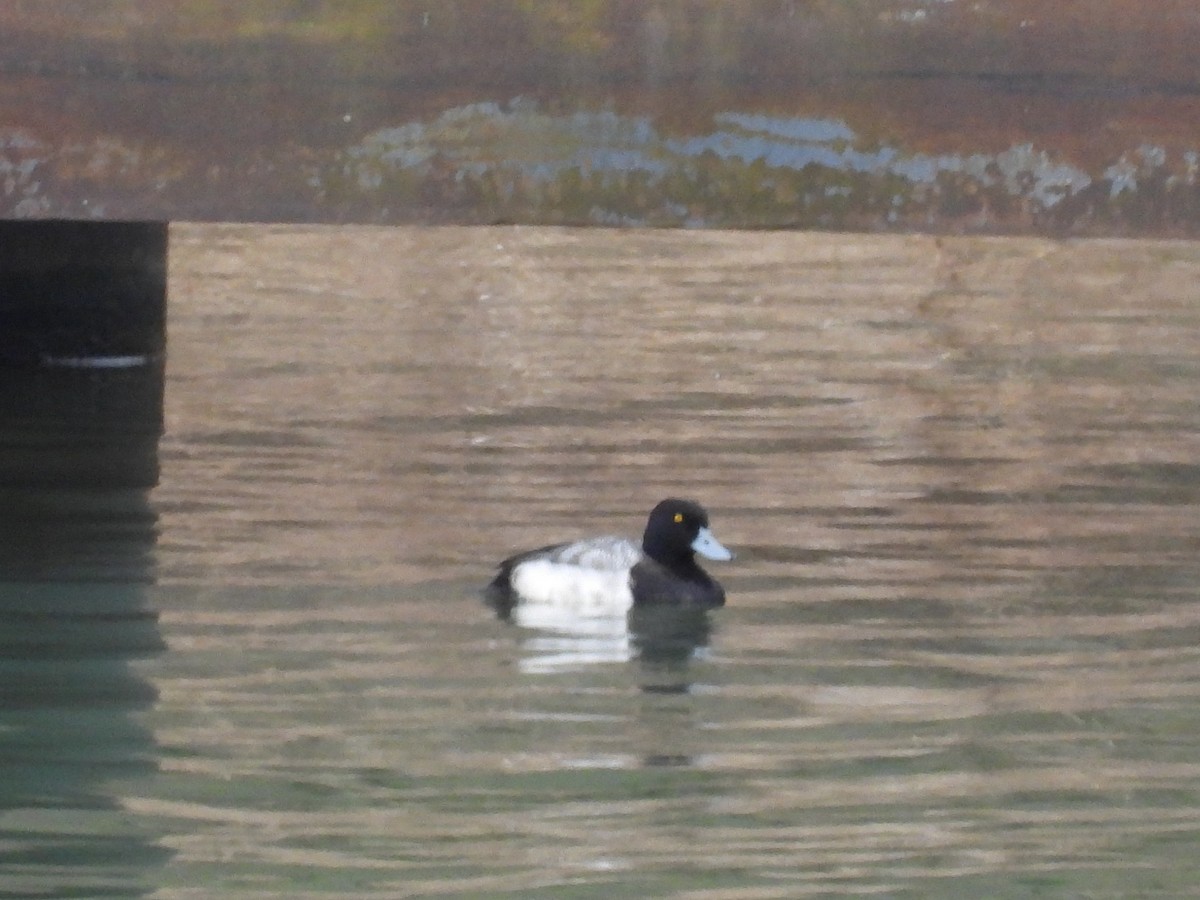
[550,536,642,570]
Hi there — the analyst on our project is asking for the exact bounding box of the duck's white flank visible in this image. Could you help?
[509,536,642,617]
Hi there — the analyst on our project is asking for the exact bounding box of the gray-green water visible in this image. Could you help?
[5,225,1200,897]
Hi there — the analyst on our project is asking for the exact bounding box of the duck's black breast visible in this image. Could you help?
[629,558,725,608]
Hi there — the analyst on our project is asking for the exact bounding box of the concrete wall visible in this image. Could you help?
[0,2,1198,233]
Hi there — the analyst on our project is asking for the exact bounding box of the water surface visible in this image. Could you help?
[10,225,1200,896]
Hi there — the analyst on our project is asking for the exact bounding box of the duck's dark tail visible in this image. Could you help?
[482,542,565,621]
[482,567,518,620]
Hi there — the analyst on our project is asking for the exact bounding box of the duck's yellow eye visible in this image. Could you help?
[673,513,684,523]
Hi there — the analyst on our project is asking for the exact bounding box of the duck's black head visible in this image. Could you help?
[641,498,733,568]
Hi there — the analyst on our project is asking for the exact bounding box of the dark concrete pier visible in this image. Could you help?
[0,221,165,366]
[0,221,164,489]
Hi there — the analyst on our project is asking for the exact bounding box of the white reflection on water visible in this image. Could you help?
[514,607,632,673]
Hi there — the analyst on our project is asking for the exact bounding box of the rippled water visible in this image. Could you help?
[5,225,1200,897]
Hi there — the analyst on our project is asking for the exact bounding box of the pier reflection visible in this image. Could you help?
[0,362,167,898]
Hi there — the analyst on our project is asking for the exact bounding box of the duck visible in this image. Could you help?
[484,498,733,620]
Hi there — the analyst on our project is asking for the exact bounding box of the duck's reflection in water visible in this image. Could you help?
[507,601,714,680]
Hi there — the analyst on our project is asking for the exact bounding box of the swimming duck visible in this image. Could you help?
[485,498,733,619]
